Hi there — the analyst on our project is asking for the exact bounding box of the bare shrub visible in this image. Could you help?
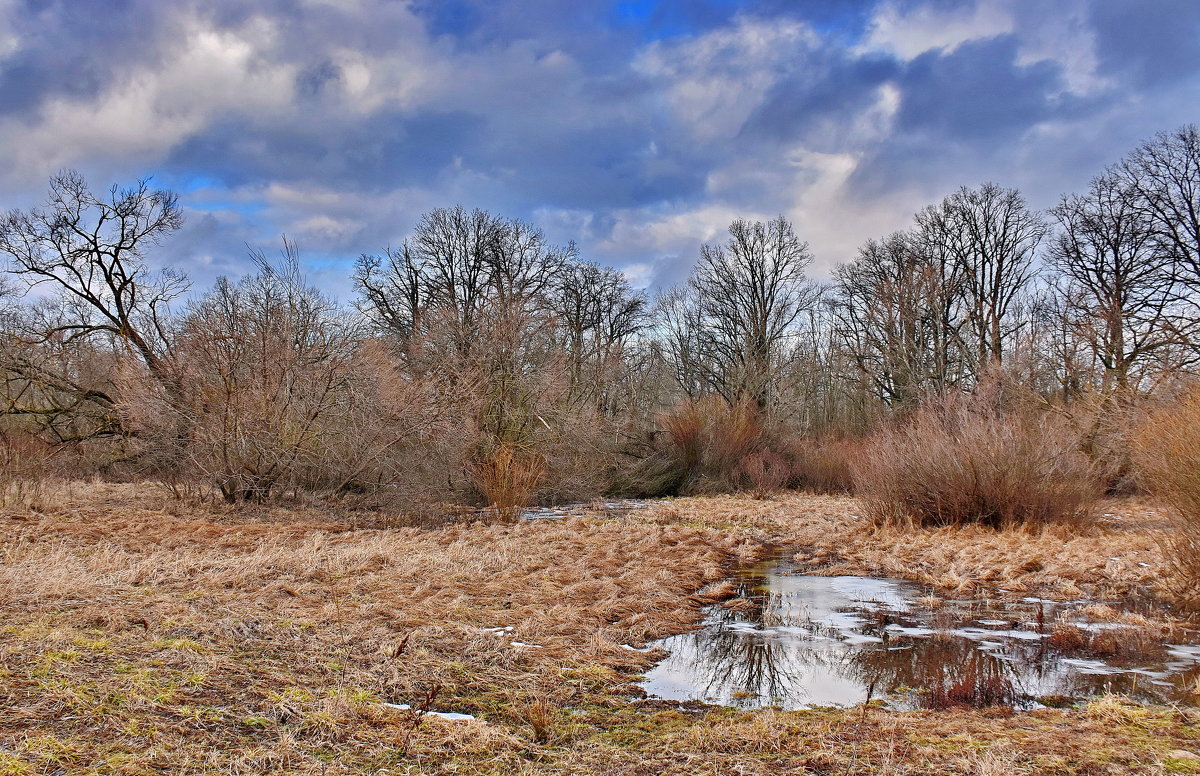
[532,406,629,504]
[0,426,53,509]
[1133,385,1200,600]
[854,386,1101,529]
[172,257,362,502]
[735,449,791,498]
[649,400,861,497]
[119,250,440,504]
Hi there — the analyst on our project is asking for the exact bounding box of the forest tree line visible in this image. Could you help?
[2,125,1199,513]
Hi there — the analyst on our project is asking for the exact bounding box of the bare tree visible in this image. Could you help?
[1048,170,1193,394]
[833,230,967,407]
[0,171,186,441]
[0,171,185,378]
[354,206,568,362]
[550,260,647,409]
[670,215,819,410]
[656,286,706,400]
[916,183,1047,371]
[1118,124,1200,316]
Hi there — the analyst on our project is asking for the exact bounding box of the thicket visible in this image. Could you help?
[853,380,1102,528]
[1,125,1199,527]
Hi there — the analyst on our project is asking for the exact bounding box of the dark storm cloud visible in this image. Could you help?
[1089,0,1200,88]
[0,0,163,111]
[741,53,899,147]
[165,110,486,192]
[0,0,1197,291]
[895,38,1065,140]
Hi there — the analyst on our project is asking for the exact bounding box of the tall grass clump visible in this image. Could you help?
[854,385,1101,529]
[1133,385,1200,600]
[471,442,546,521]
[656,397,763,494]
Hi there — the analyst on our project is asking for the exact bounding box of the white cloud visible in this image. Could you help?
[860,0,1013,60]
[0,0,19,59]
[634,17,817,142]
[1013,1,1109,96]
[0,0,1191,300]
[0,11,299,183]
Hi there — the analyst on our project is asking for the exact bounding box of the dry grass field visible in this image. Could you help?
[1,483,1198,775]
[638,493,1172,603]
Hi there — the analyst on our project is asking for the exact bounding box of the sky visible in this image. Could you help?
[0,0,1198,298]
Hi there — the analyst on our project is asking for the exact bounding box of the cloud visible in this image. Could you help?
[0,0,1197,295]
[859,0,1013,60]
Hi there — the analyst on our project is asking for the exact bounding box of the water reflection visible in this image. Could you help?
[639,554,1200,709]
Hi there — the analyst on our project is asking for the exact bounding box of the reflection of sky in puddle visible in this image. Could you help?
[639,555,1200,710]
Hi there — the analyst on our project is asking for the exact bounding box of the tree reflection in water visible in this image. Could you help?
[849,635,1016,708]
[639,555,1200,709]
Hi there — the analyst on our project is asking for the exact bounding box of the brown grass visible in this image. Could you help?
[1,483,1197,774]
[0,481,748,773]
[637,493,1169,605]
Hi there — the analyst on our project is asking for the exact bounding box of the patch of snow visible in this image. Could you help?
[830,577,911,611]
[885,624,935,637]
[380,703,480,722]
[1060,658,1122,675]
[841,633,884,645]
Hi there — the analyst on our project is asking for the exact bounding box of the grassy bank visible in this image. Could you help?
[639,494,1168,604]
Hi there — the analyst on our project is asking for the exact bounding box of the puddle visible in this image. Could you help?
[639,552,1200,710]
[518,499,648,521]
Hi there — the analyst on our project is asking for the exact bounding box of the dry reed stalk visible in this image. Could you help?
[471,443,546,521]
[1133,386,1200,603]
[853,389,1102,529]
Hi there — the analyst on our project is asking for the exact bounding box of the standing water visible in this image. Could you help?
[639,552,1200,709]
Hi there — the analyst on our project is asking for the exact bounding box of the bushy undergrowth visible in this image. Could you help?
[0,427,53,509]
[854,387,1102,529]
[786,436,861,493]
[1134,385,1200,600]
[656,398,762,495]
[646,399,863,497]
